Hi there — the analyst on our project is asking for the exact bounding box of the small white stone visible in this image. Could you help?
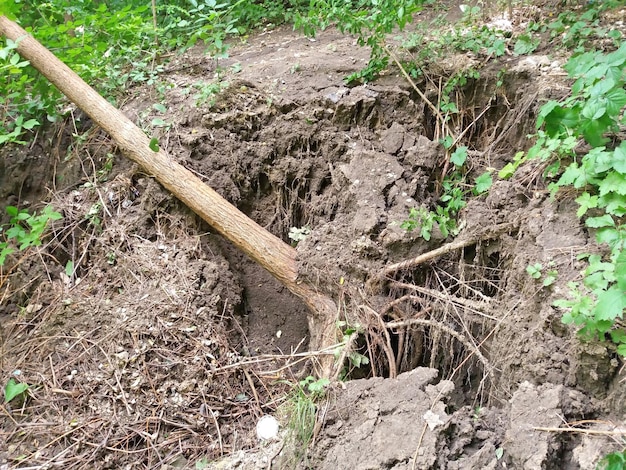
[423,410,444,430]
[256,415,279,441]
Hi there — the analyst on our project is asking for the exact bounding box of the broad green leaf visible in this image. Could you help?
[440,135,454,149]
[65,260,74,278]
[599,172,626,197]
[544,106,580,137]
[0,246,15,265]
[598,193,626,217]
[605,88,626,117]
[498,162,515,179]
[581,115,612,147]
[474,172,492,194]
[536,101,560,129]
[610,329,626,344]
[586,214,615,228]
[615,250,626,292]
[593,286,626,321]
[22,119,39,130]
[596,227,621,247]
[575,192,598,218]
[613,142,626,174]
[4,378,28,403]
[513,34,538,55]
[450,146,467,167]
[588,147,615,174]
[557,162,587,188]
[564,50,595,76]
[581,100,606,120]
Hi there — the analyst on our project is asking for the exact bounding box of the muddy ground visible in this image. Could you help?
[1,3,626,469]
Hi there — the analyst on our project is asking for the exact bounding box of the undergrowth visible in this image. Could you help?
[0,0,304,145]
[0,206,62,266]
[535,43,626,356]
[282,376,329,466]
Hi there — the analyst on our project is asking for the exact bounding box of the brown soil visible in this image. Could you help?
[2,3,626,469]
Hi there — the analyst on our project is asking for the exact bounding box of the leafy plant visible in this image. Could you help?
[4,378,29,403]
[519,44,626,355]
[547,6,609,52]
[597,450,626,470]
[288,225,311,244]
[474,172,493,195]
[1,0,301,145]
[193,80,229,107]
[0,206,62,265]
[402,145,492,241]
[282,375,329,464]
[295,0,423,83]
[513,33,539,55]
[526,262,558,287]
[0,37,39,145]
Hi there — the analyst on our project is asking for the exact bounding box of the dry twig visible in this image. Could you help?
[374,221,519,284]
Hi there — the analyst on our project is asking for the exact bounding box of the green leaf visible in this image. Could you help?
[450,146,467,167]
[615,250,626,292]
[542,105,580,136]
[4,378,29,403]
[604,87,626,117]
[526,263,543,279]
[610,329,626,344]
[543,270,558,287]
[575,192,598,218]
[513,34,539,55]
[599,172,626,197]
[498,162,515,180]
[149,138,160,152]
[440,135,454,149]
[474,172,492,194]
[581,116,611,147]
[65,260,74,278]
[596,227,621,247]
[598,193,626,217]
[151,118,168,127]
[557,162,587,188]
[593,286,626,321]
[613,142,626,174]
[22,119,40,130]
[195,457,209,470]
[536,101,559,129]
[586,214,615,228]
[153,103,167,113]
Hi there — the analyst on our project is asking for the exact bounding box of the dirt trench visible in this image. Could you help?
[1,22,625,470]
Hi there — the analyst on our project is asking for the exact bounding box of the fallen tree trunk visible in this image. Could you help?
[0,16,338,374]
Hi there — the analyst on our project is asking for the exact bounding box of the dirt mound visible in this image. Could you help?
[2,8,626,470]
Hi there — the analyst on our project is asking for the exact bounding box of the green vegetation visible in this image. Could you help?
[0,206,62,265]
[283,376,329,464]
[296,0,423,83]
[597,450,626,470]
[0,0,304,144]
[519,43,626,356]
[401,146,492,241]
[526,262,559,288]
[4,377,29,403]
[288,225,311,245]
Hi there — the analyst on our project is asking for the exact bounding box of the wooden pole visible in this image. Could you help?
[0,16,338,370]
